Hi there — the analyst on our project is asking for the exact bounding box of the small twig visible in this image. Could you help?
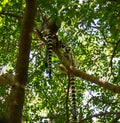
[36,28,47,44]
[111,114,120,123]
[38,8,49,23]
[65,73,71,123]
[109,39,120,76]
[0,12,23,19]
[79,111,120,122]
[100,30,109,45]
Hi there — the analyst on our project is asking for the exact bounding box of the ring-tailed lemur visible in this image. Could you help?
[39,17,61,78]
[59,46,77,121]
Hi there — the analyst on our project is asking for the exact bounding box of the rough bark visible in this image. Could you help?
[7,0,36,123]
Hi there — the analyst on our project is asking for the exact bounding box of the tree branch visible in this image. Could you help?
[54,45,120,94]
[109,39,120,75]
[37,29,120,93]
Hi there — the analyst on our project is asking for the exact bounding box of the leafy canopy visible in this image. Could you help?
[0,0,120,122]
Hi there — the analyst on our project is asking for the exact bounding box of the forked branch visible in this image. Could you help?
[36,22,120,94]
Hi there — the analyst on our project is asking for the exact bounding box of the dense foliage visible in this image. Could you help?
[0,0,120,122]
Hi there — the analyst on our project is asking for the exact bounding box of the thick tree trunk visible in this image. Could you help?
[7,0,36,123]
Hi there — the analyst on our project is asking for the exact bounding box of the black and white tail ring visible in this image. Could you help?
[46,34,53,78]
[70,74,77,120]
